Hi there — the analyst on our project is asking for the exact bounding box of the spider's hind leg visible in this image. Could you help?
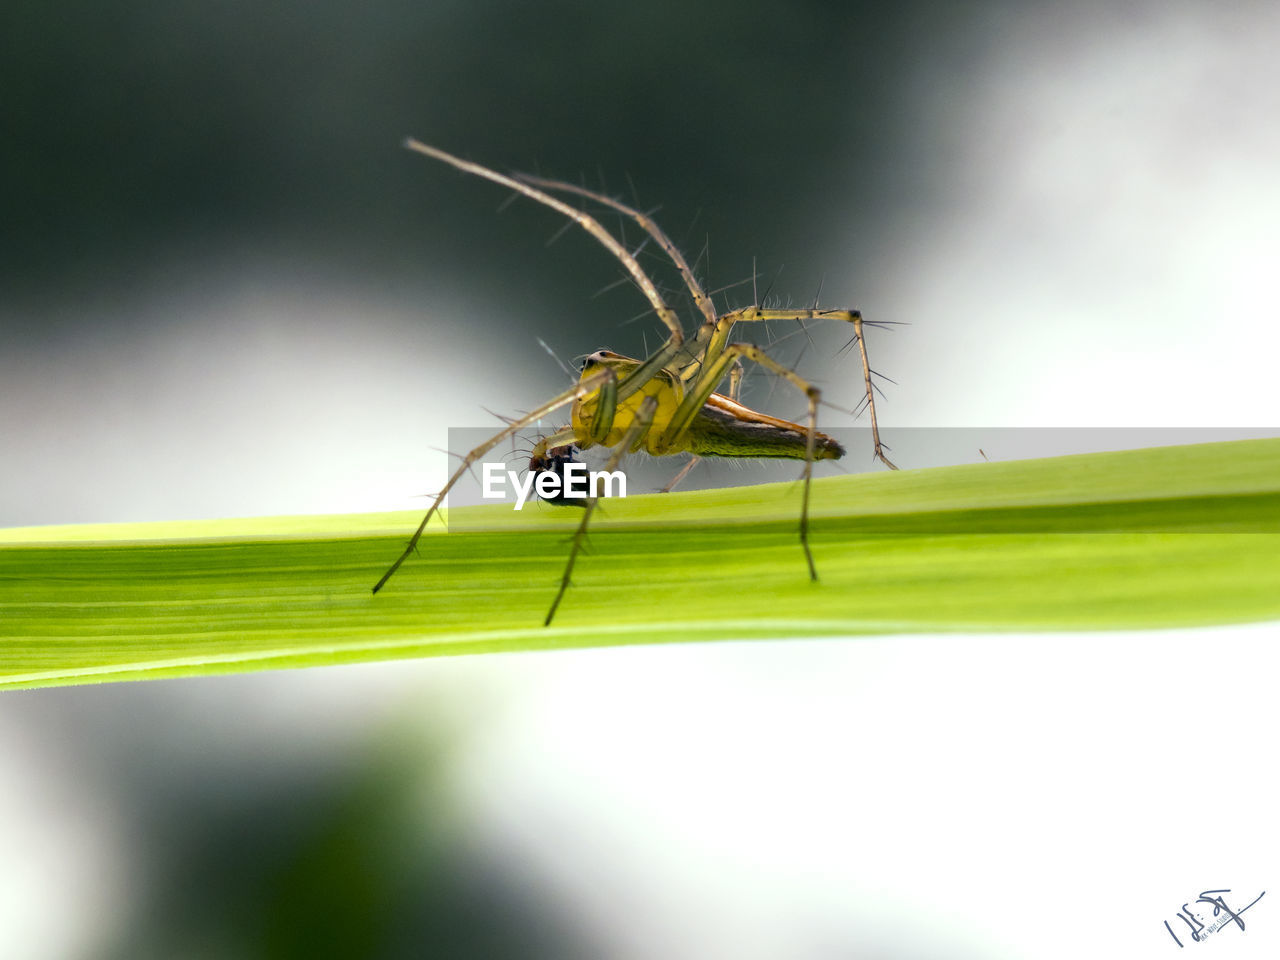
[658,342,835,581]
[702,307,897,470]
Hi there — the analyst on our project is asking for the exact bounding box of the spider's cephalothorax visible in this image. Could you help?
[567,349,846,461]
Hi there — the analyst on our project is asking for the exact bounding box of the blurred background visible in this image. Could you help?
[3,0,1279,956]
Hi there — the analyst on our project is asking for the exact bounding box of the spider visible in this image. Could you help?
[373,139,898,624]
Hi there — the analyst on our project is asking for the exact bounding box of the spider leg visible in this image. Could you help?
[515,173,719,327]
[658,455,700,493]
[406,140,682,343]
[728,356,745,401]
[372,366,617,594]
[545,395,659,626]
[659,341,830,581]
[701,307,896,470]
[404,140,688,406]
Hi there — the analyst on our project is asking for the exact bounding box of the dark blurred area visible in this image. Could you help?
[10,670,599,960]
[1,0,1001,353]
[93,720,588,960]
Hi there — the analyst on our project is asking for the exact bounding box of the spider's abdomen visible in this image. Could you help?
[682,394,845,461]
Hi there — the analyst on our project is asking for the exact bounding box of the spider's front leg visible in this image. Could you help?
[545,395,660,626]
[403,140,692,414]
[538,350,689,622]
[372,367,618,595]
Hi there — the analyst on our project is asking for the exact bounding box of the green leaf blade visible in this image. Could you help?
[3,439,1278,690]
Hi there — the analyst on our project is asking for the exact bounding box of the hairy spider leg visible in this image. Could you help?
[515,173,719,327]
[403,140,688,404]
[699,307,897,470]
[544,395,660,625]
[372,366,618,594]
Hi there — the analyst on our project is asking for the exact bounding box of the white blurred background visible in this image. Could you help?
[3,0,1279,956]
